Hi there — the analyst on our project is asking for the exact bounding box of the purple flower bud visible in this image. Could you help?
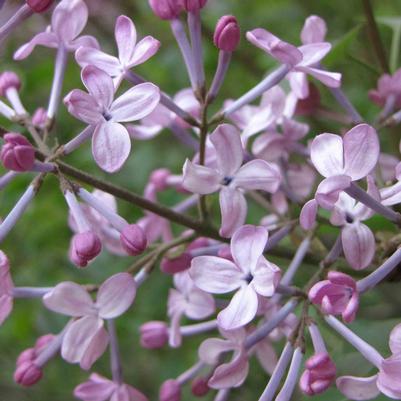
[182,0,207,12]
[34,334,55,354]
[160,379,181,401]
[150,168,171,191]
[214,16,241,52]
[120,224,147,256]
[140,321,169,349]
[26,0,54,13]
[295,83,321,116]
[70,231,102,268]
[0,72,21,97]
[0,133,35,172]
[16,348,35,366]
[191,377,210,396]
[14,361,42,387]
[32,108,47,128]
[161,252,192,274]
[148,0,183,20]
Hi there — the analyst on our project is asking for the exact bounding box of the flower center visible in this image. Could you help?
[222,176,233,186]
[345,213,354,224]
[103,111,113,121]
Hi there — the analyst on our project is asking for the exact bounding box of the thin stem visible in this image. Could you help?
[215,389,231,401]
[327,86,363,124]
[188,11,205,96]
[208,51,232,103]
[12,287,52,298]
[176,361,205,384]
[308,324,327,354]
[180,320,217,336]
[197,101,209,221]
[62,126,95,155]
[0,171,19,191]
[0,4,33,44]
[265,223,295,252]
[107,319,123,384]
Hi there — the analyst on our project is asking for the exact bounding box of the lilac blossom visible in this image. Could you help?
[0,251,13,326]
[64,65,160,172]
[190,225,281,330]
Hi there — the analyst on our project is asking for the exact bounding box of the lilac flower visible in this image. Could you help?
[300,124,380,229]
[190,225,281,330]
[167,271,215,347]
[198,327,277,389]
[309,271,359,323]
[337,323,401,400]
[182,124,281,237]
[0,251,13,326]
[1,133,35,172]
[74,373,148,401]
[246,22,341,95]
[369,68,401,109]
[64,65,160,172]
[76,15,160,87]
[14,0,99,60]
[43,273,136,369]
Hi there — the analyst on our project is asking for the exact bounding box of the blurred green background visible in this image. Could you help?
[0,0,401,400]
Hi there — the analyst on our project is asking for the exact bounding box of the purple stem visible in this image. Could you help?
[0,4,33,44]
[275,347,304,401]
[0,99,16,119]
[324,315,383,368]
[0,171,19,191]
[63,126,95,155]
[12,287,52,298]
[47,45,68,120]
[223,64,291,116]
[78,188,127,231]
[244,299,298,349]
[134,269,148,286]
[345,182,401,224]
[176,360,205,385]
[32,161,56,173]
[170,18,197,89]
[378,94,396,122]
[308,324,327,354]
[0,184,36,243]
[327,86,363,124]
[357,247,401,293]
[173,194,199,213]
[64,190,90,233]
[258,342,294,401]
[208,51,232,102]
[215,389,231,401]
[107,319,123,384]
[323,234,343,266]
[187,11,205,91]
[264,223,294,252]
[180,320,217,336]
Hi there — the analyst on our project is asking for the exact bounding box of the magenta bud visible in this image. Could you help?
[160,379,181,401]
[0,133,35,172]
[183,0,207,12]
[70,231,102,268]
[14,362,42,387]
[150,168,171,191]
[32,108,47,128]
[140,321,169,349]
[161,252,192,274]
[295,83,321,116]
[214,15,241,52]
[16,349,35,366]
[26,0,54,13]
[187,237,209,251]
[0,72,21,97]
[191,377,210,397]
[148,0,183,20]
[120,224,147,256]
[34,334,55,353]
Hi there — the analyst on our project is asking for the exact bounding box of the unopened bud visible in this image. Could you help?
[214,16,240,52]
[183,0,207,12]
[14,361,42,387]
[160,379,181,401]
[148,0,183,20]
[16,348,35,366]
[0,72,21,97]
[0,133,35,172]
[26,0,54,13]
[140,321,169,349]
[70,231,102,267]
[32,108,47,128]
[150,168,171,191]
[161,252,192,274]
[120,224,147,256]
[191,377,210,397]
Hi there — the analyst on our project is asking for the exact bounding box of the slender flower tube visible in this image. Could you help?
[259,342,294,401]
[0,72,27,115]
[13,287,52,298]
[0,99,16,119]
[215,389,231,401]
[107,319,123,384]
[62,126,96,155]
[275,347,304,401]
[0,5,33,44]
[0,171,19,191]
[328,85,363,124]
[0,184,37,243]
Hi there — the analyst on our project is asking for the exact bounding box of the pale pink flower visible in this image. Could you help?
[190,225,281,330]
[182,125,281,237]
[300,124,380,229]
[14,0,99,60]
[0,250,13,326]
[76,15,160,87]
[167,271,215,347]
[43,273,136,369]
[369,68,401,109]
[64,65,160,172]
[198,327,277,389]
[309,271,359,323]
[74,373,148,401]
[337,324,401,400]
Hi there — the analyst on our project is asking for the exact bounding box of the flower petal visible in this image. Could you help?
[301,16,327,44]
[74,374,116,401]
[341,223,375,270]
[82,66,115,109]
[218,285,258,330]
[389,323,401,355]
[251,257,281,297]
[92,122,131,173]
[343,124,380,181]
[230,225,268,273]
[210,124,243,177]
[300,199,318,230]
[336,375,380,400]
[219,187,248,238]
[234,160,281,193]
[315,175,352,210]
[255,338,278,375]
[13,31,58,60]
[182,159,221,194]
[189,256,243,294]
[311,133,344,177]
[64,89,103,124]
[300,67,342,88]
[185,289,215,320]
[80,325,109,370]
[130,36,161,67]
[199,338,234,365]
[75,47,121,76]
[115,15,137,65]
[97,273,136,319]
[43,282,94,317]
[297,43,331,66]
